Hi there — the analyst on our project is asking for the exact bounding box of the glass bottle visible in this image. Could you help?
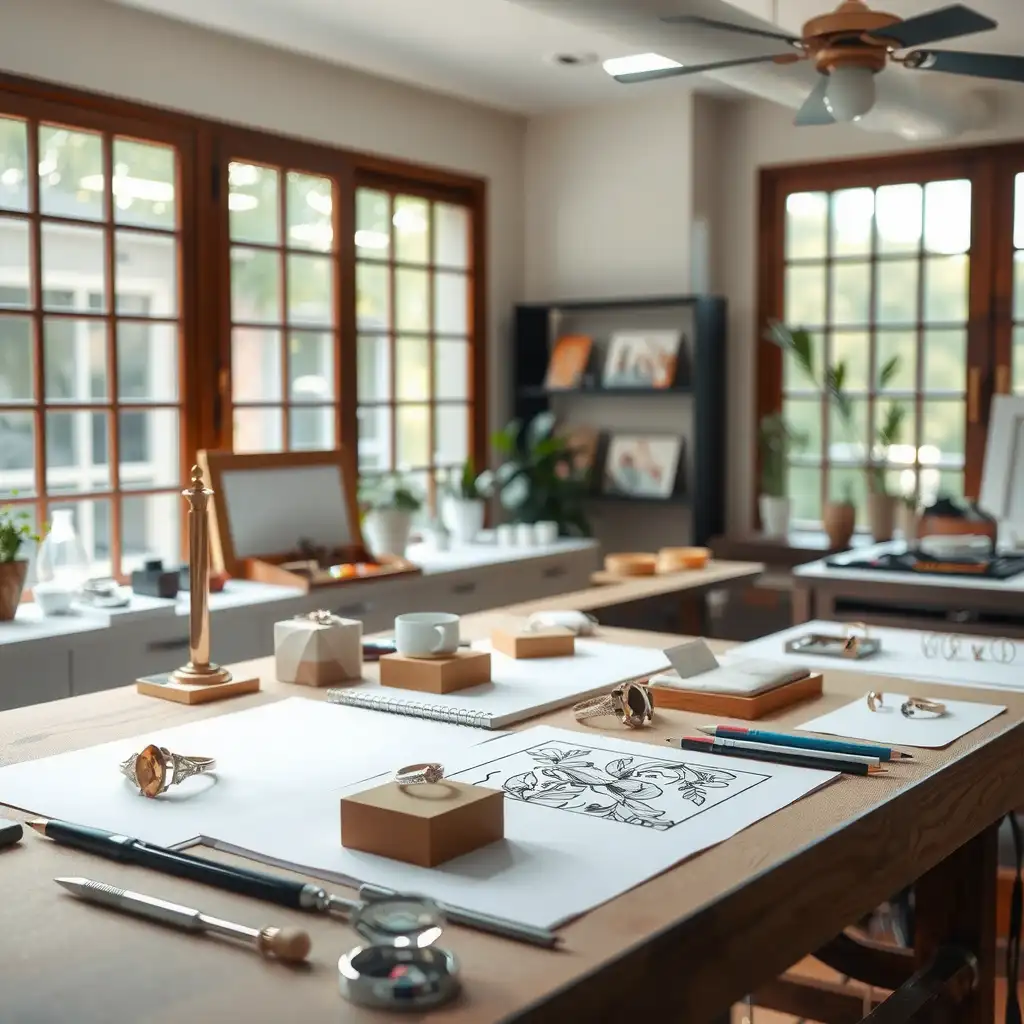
[35,509,90,594]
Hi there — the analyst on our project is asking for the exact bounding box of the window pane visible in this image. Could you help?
[44,318,107,401]
[47,498,112,576]
[394,196,429,263]
[231,247,280,323]
[920,466,963,507]
[434,203,469,268]
[115,231,177,317]
[921,399,965,464]
[0,117,29,212]
[1014,251,1024,320]
[875,259,919,325]
[233,407,283,452]
[781,330,821,392]
[876,397,915,463]
[830,262,870,326]
[435,272,468,334]
[396,403,430,467]
[120,409,178,489]
[286,172,332,252]
[228,162,278,245]
[113,139,176,230]
[830,188,873,257]
[358,334,390,402]
[0,218,30,302]
[232,328,281,402]
[435,339,469,401]
[39,126,104,221]
[923,329,966,392]
[289,330,334,401]
[435,404,469,465]
[356,189,390,255]
[122,492,180,573]
[876,330,916,391]
[787,465,821,524]
[358,405,391,471]
[0,411,34,496]
[923,255,968,323]
[356,262,390,330]
[785,192,827,260]
[118,322,178,401]
[784,265,826,326]
[829,398,868,463]
[289,406,335,450]
[396,336,429,401]
[924,179,970,255]
[42,224,106,311]
[46,410,109,493]
[832,331,869,391]
[0,317,33,400]
[395,268,429,332]
[287,253,333,326]
[876,183,922,255]
[782,397,823,460]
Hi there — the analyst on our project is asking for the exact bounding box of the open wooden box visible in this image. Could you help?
[197,449,420,592]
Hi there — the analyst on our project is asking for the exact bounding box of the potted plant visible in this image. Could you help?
[491,412,591,537]
[758,412,807,538]
[441,457,493,545]
[896,494,920,542]
[359,473,422,558]
[0,499,41,622]
[866,366,906,542]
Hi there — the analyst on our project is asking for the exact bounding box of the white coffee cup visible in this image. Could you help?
[394,612,461,658]
[533,520,558,545]
[495,524,516,547]
[515,523,535,547]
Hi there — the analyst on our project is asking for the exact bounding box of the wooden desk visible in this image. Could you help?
[0,611,1020,1023]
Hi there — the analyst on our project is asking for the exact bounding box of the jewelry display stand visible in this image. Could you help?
[274,612,363,687]
[649,673,823,720]
[341,779,504,867]
[491,627,575,659]
[379,651,491,694]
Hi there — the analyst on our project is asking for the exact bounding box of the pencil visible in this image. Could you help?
[665,737,886,777]
[695,724,911,762]
[684,734,880,767]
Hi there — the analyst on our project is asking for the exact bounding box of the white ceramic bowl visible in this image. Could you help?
[33,581,76,616]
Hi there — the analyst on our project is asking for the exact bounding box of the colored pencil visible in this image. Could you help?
[695,724,911,762]
[684,734,880,767]
[665,737,886,777]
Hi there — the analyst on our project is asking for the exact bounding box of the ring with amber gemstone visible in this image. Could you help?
[119,743,217,799]
[573,682,654,729]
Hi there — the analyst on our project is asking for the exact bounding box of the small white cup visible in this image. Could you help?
[515,523,535,547]
[495,524,516,547]
[394,612,461,659]
[33,581,76,616]
[533,521,558,546]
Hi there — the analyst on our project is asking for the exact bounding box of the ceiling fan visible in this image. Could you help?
[611,1,1023,125]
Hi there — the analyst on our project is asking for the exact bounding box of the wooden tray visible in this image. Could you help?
[649,672,823,720]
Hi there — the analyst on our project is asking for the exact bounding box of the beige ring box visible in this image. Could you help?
[274,615,363,687]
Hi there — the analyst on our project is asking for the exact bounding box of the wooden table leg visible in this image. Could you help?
[913,823,999,1023]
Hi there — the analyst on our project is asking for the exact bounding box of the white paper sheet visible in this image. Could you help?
[723,620,1024,693]
[798,693,1006,749]
[0,698,491,848]
[208,724,837,930]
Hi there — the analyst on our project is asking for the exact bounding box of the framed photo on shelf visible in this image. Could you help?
[602,434,685,500]
[545,334,593,390]
[560,425,600,480]
[601,330,683,390]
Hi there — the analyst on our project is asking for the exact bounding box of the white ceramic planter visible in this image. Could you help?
[758,495,791,539]
[363,508,414,558]
[442,496,486,544]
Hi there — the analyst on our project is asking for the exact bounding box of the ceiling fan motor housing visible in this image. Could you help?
[802,0,902,76]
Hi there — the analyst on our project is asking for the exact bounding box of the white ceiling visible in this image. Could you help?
[108,0,1023,115]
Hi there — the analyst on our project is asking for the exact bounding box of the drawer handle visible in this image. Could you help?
[542,565,568,579]
[451,582,477,595]
[335,602,370,617]
[147,637,190,652]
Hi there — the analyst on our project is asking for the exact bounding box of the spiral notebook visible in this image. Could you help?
[326,639,671,729]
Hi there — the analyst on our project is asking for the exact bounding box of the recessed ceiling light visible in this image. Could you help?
[602,53,682,78]
[546,51,598,68]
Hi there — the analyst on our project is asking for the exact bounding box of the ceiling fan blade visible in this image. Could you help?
[794,76,836,127]
[870,4,996,49]
[905,49,1024,83]
[659,14,799,45]
[612,53,786,84]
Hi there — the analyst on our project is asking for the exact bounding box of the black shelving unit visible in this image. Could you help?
[513,295,727,546]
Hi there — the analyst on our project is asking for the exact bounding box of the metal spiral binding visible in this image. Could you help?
[325,689,492,728]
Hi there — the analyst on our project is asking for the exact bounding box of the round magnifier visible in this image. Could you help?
[339,944,461,1010]
[350,895,446,948]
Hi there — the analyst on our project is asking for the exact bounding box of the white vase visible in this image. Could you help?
[758,495,791,539]
[363,508,413,558]
[442,496,485,544]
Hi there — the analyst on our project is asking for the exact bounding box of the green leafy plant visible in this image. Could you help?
[869,358,907,496]
[758,413,807,499]
[446,457,493,501]
[490,412,591,537]
[0,499,41,563]
[359,472,423,514]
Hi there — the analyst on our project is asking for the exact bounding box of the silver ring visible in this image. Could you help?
[303,609,334,625]
[900,696,947,719]
[119,743,216,799]
[394,762,445,786]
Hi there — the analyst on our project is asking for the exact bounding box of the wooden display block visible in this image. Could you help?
[491,627,575,659]
[379,650,490,694]
[341,779,504,868]
[649,672,823,720]
[604,552,657,577]
[136,672,260,705]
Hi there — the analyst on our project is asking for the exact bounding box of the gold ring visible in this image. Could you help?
[119,743,216,799]
[901,696,947,719]
[844,622,870,656]
[573,683,654,728]
[866,691,885,712]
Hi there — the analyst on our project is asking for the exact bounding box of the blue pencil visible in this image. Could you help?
[695,725,912,762]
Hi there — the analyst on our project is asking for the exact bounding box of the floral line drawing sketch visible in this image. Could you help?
[454,740,769,831]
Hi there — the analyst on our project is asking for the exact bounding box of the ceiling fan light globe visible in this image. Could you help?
[824,65,876,121]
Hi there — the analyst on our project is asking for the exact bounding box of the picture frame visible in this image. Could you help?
[601,434,686,500]
[545,335,593,390]
[560,424,600,481]
[601,331,683,390]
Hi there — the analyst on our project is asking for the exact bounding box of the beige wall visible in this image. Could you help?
[0,0,526,434]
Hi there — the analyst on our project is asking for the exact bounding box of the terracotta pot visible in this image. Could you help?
[867,492,897,543]
[823,501,856,550]
[0,560,28,622]
[896,503,919,543]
